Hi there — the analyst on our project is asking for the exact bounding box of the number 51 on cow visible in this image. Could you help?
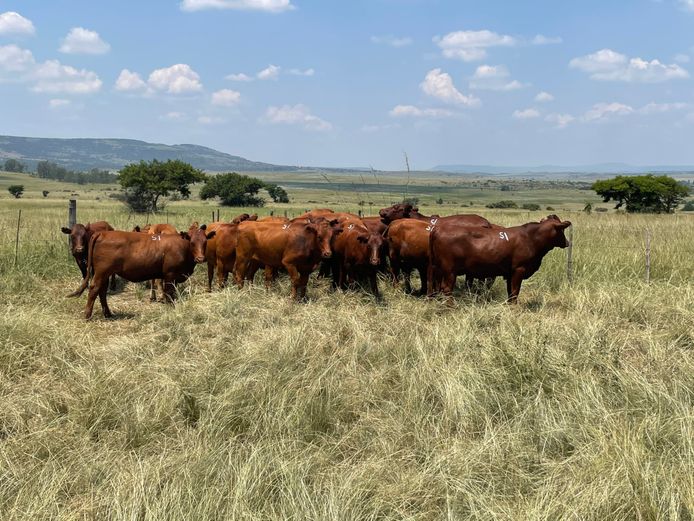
[499,231,510,241]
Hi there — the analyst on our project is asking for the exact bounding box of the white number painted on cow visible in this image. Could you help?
[151,235,161,241]
[426,218,438,232]
[282,224,290,230]
[348,224,354,230]
[499,232,509,241]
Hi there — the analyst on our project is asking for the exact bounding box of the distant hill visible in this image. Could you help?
[432,163,694,175]
[0,135,299,172]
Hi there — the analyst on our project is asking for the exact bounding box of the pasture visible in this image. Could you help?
[0,172,693,520]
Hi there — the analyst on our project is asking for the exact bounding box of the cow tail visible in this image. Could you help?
[68,232,99,297]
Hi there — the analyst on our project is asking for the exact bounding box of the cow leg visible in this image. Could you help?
[207,261,215,292]
[149,280,157,301]
[403,268,412,294]
[78,258,88,279]
[416,265,428,296]
[98,283,112,318]
[284,264,301,300]
[163,279,176,304]
[109,274,117,292]
[389,255,401,287]
[507,271,524,304]
[85,275,107,320]
[264,266,274,290]
[235,258,248,289]
[369,270,380,298]
[441,272,456,297]
[296,271,310,301]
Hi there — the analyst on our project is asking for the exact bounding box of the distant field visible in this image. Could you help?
[0,172,692,519]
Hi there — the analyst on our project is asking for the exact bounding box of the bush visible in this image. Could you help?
[486,200,518,209]
[436,197,444,205]
[521,203,541,211]
[42,190,49,198]
[546,206,555,211]
[500,185,511,192]
[682,200,694,211]
[8,185,24,198]
[403,197,419,206]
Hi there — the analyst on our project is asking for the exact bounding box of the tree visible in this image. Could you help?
[3,159,25,173]
[592,175,689,213]
[42,190,49,198]
[266,184,290,203]
[522,203,541,211]
[200,172,266,207]
[682,200,694,211]
[118,160,206,213]
[8,185,24,198]
[486,200,518,209]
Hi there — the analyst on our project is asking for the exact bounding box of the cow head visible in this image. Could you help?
[358,232,385,266]
[540,215,572,249]
[61,223,89,255]
[379,203,413,224]
[186,224,216,263]
[306,218,339,259]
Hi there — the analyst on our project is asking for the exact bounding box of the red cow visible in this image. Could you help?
[330,220,384,296]
[203,214,257,291]
[428,215,571,303]
[234,217,339,300]
[132,223,178,301]
[74,226,215,319]
[62,221,116,294]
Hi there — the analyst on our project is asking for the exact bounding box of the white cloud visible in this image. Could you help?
[420,68,480,106]
[264,104,332,131]
[570,49,688,82]
[545,113,574,128]
[370,35,413,48]
[162,111,186,120]
[532,34,562,45]
[198,115,226,125]
[582,102,633,122]
[59,27,110,55]
[180,0,295,12]
[389,105,454,118]
[674,53,690,63]
[0,45,102,94]
[535,91,554,102]
[257,64,280,80]
[226,72,253,81]
[0,44,35,72]
[434,30,516,62]
[211,88,241,106]
[114,69,147,91]
[638,102,689,114]
[0,11,35,36]
[288,68,314,76]
[469,64,525,91]
[148,64,202,93]
[49,98,70,109]
[513,108,540,119]
[679,0,694,11]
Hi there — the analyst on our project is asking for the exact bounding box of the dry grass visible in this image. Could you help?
[0,200,692,520]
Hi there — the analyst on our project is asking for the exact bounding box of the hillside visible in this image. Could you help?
[0,135,298,172]
[432,163,694,176]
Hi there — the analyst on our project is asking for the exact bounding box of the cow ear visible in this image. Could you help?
[329,218,340,227]
[61,227,71,234]
[357,235,368,243]
[133,225,141,232]
[179,231,191,240]
[305,224,318,234]
[199,224,207,231]
[206,231,216,240]
[249,214,258,221]
[556,221,572,230]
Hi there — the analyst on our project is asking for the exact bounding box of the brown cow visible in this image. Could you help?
[428,215,571,303]
[133,223,179,301]
[234,217,339,300]
[330,220,384,296]
[62,221,116,294]
[202,214,257,291]
[379,203,434,224]
[384,219,433,295]
[75,226,215,319]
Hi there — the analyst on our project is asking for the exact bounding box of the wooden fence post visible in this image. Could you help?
[566,225,574,284]
[211,211,215,223]
[14,209,21,267]
[645,229,651,284]
[216,209,220,222]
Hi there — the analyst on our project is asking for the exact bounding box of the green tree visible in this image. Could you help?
[200,172,266,207]
[8,185,24,198]
[266,184,290,203]
[3,159,26,173]
[118,160,206,213]
[592,175,689,213]
[682,200,694,211]
[486,200,518,209]
[522,203,541,211]
[42,190,49,198]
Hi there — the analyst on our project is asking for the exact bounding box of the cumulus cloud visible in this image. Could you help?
[434,30,516,62]
[148,64,203,93]
[513,108,540,119]
[638,102,689,114]
[420,68,480,106]
[535,91,554,102]
[114,69,147,91]
[226,72,253,82]
[679,0,694,11]
[582,102,633,122]
[0,44,102,93]
[257,64,280,80]
[59,27,110,54]
[570,49,688,82]
[469,64,525,91]
[0,11,35,36]
[532,34,562,45]
[389,105,454,118]
[288,68,314,76]
[370,35,413,48]
[211,88,241,106]
[545,113,574,128]
[181,0,295,12]
[49,98,71,109]
[264,104,332,131]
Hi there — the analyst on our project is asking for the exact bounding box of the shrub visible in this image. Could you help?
[521,203,541,211]
[486,200,518,209]
[8,185,24,198]
[682,200,694,211]
[546,206,555,211]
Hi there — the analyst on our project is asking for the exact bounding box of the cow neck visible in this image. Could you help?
[523,222,556,255]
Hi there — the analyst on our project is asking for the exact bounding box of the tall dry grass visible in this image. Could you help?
[0,201,692,520]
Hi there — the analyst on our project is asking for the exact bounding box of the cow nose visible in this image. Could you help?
[371,258,379,266]
[75,247,84,253]
[322,251,332,259]
[195,256,205,263]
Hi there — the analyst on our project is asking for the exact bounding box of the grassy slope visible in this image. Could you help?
[0,178,692,520]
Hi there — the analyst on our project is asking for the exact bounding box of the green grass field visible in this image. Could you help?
[0,171,692,520]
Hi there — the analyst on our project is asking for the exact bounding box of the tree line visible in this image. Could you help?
[3,158,117,184]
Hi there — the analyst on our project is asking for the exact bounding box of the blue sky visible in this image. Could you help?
[1,0,694,170]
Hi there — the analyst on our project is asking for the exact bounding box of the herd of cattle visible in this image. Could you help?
[60,204,572,319]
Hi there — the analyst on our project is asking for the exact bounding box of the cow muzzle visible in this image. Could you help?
[322,251,332,259]
[74,247,84,253]
[194,256,206,264]
[370,257,380,266]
